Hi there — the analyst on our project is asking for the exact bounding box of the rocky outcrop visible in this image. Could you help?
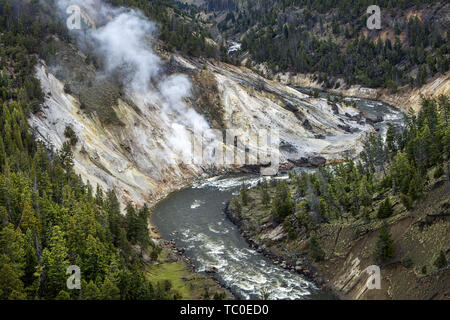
[225,171,450,300]
[30,48,381,210]
[288,156,326,168]
[361,111,383,124]
[276,70,450,113]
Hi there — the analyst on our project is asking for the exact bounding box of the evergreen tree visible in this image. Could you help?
[377,197,393,219]
[240,183,249,206]
[82,280,100,300]
[271,181,294,223]
[261,186,270,207]
[309,232,325,262]
[55,290,71,300]
[41,225,69,298]
[374,223,395,263]
[100,278,121,300]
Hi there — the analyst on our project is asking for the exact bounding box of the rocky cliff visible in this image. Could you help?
[276,70,450,113]
[30,45,378,209]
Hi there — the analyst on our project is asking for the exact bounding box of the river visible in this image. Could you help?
[150,98,404,300]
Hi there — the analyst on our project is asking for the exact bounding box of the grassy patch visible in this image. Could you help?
[147,261,193,299]
[146,250,229,300]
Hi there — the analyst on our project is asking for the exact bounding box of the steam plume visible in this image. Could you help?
[56,0,211,159]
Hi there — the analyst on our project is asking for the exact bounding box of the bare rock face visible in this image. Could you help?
[260,225,287,242]
[362,111,384,124]
[330,103,339,115]
[30,54,376,209]
[302,119,313,131]
[309,156,327,167]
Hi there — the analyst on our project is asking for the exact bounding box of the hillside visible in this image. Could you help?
[226,97,450,299]
[0,0,448,301]
[227,171,450,299]
[193,1,450,86]
[181,0,450,111]
[0,0,230,300]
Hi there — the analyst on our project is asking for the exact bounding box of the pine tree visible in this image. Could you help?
[41,225,69,298]
[386,123,398,157]
[309,232,325,262]
[0,223,26,277]
[100,278,120,300]
[374,223,395,263]
[19,198,40,235]
[82,280,100,300]
[359,176,372,207]
[0,255,26,299]
[261,186,270,207]
[240,183,249,206]
[271,181,294,223]
[58,141,74,171]
[377,197,393,219]
[125,203,139,244]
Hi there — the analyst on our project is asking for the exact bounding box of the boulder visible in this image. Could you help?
[302,119,313,131]
[260,224,287,242]
[205,267,219,274]
[363,111,384,124]
[309,156,326,167]
[338,124,352,133]
[330,103,339,115]
[288,157,309,167]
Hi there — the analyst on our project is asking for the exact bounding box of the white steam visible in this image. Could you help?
[56,0,211,160]
[90,11,162,93]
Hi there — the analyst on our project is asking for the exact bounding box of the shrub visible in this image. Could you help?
[283,220,296,240]
[213,292,225,300]
[309,232,325,262]
[400,194,412,210]
[362,206,371,221]
[63,83,72,94]
[64,125,78,146]
[150,246,162,261]
[434,250,447,269]
[433,165,444,179]
[401,255,414,268]
[421,265,427,274]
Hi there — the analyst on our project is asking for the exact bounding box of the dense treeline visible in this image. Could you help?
[107,0,220,58]
[0,0,176,300]
[239,95,449,262]
[205,0,450,89]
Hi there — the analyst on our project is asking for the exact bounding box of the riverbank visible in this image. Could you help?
[150,173,335,300]
[147,167,326,300]
[224,167,450,300]
[147,182,235,300]
[147,94,405,299]
[224,200,342,299]
[275,70,450,113]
